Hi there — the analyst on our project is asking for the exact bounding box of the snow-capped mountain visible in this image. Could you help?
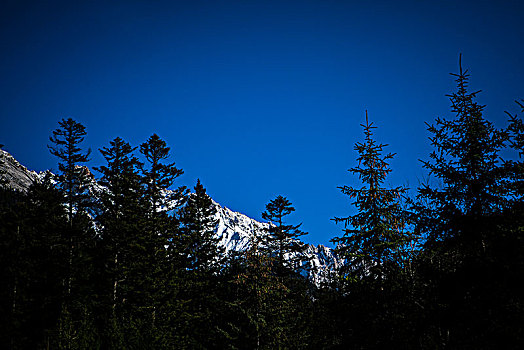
[0,149,48,191]
[0,149,341,284]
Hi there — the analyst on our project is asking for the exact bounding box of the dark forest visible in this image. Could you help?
[1,60,523,349]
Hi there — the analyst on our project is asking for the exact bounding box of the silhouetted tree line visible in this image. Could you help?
[1,58,523,349]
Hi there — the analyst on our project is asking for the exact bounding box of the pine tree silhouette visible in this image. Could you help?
[332,111,410,281]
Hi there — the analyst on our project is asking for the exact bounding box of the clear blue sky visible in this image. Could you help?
[1,0,523,246]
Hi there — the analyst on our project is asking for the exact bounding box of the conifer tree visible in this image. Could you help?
[232,228,286,349]
[504,99,524,239]
[328,112,415,348]
[260,197,312,349]
[500,99,524,347]
[0,187,26,348]
[48,118,92,221]
[416,56,509,251]
[173,179,225,347]
[414,56,519,347]
[138,134,187,342]
[94,137,146,345]
[20,175,70,348]
[332,111,410,280]
[0,173,74,349]
[505,99,524,199]
[140,134,185,216]
[179,179,222,273]
[47,117,97,348]
[507,100,524,152]
[261,195,307,275]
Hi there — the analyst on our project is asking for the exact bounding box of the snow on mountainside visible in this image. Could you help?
[0,149,46,191]
[0,149,341,285]
[212,199,266,252]
[211,200,341,285]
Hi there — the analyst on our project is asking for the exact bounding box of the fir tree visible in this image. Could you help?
[260,197,312,348]
[0,187,27,349]
[140,134,185,216]
[507,100,524,154]
[47,117,93,295]
[232,228,286,349]
[0,174,72,349]
[261,195,308,275]
[138,134,187,343]
[178,179,222,273]
[414,56,520,347]
[173,179,225,347]
[228,203,313,350]
[23,174,70,349]
[327,112,416,348]
[417,56,509,250]
[332,111,410,280]
[48,118,92,222]
[94,137,146,346]
[47,117,97,348]
[504,100,524,250]
[505,99,524,199]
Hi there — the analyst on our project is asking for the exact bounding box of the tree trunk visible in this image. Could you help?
[112,251,119,316]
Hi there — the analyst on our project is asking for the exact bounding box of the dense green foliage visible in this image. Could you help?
[0,59,523,348]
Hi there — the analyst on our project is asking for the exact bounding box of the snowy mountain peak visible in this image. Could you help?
[0,149,45,191]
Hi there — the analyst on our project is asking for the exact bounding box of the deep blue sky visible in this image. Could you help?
[1,0,523,246]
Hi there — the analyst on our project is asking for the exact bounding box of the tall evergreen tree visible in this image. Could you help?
[232,228,287,349]
[328,112,415,348]
[178,179,222,273]
[137,134,187,344]
[505,99,524,200]
[48,118,92,222]
[507,100,524,153]
[18,175,70,349]
[414,56,520,347]
[140,134,185,216]
[172,179,226,347]
[261,195,307,275]
[225,199,313,350]
[0,172,75,349]
[416,56,509,250]
[504,99,524,241]
[0,184,27,349]
[47,117,97,348]
[94,137,146,346]
[332,111,410,280]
